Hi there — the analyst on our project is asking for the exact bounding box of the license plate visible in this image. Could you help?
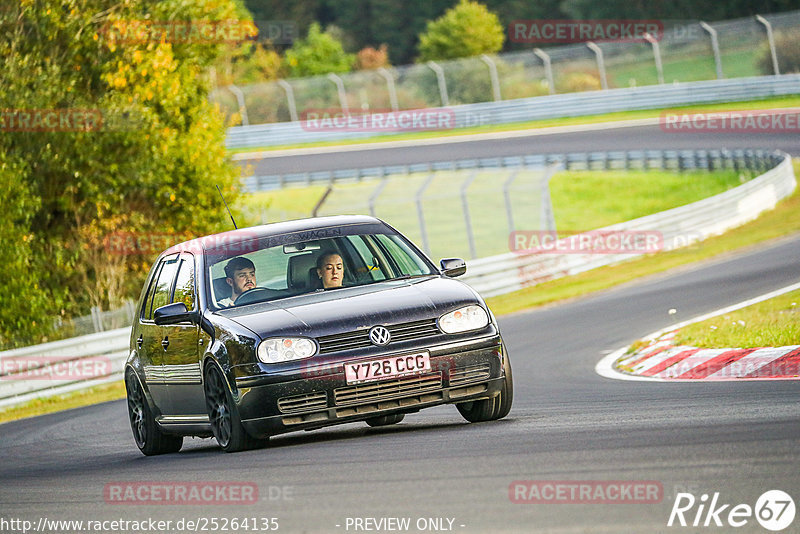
[344,352,431,384]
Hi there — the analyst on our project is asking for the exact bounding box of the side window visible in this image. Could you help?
[172,255,196,310]
[148,254,180,320]
[347,236,387,282]
[141,262,163,321]
[375,234,428,275]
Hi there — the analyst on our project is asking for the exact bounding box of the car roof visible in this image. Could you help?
[161,215,385,257]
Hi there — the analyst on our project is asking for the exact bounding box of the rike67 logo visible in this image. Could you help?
[668,490,795,531]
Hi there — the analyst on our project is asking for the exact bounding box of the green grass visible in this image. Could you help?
[485,160,800,316]
[608,48,760,88]
[550,169,748,231]
[229,95,800,154]
[0,380,126,425]
[241,184,328,223]
[673,289,800,349]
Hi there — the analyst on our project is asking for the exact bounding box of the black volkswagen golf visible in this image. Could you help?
[125,215,512,454]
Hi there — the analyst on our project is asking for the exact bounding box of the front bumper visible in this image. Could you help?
[236,335,506,438]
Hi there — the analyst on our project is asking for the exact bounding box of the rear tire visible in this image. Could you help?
[365,413,405,427]
[204,364,268,453]
[456,354,513,423]
[125,370,183,456]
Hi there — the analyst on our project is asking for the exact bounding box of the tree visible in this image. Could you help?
[417,0,505,62]
[284,22,355,77]
[355,44,391,70]
[0,0,243,347]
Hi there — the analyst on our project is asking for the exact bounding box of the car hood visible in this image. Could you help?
[217,276,481,339]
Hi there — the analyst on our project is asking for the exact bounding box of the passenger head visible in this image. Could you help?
[316,251,344,289]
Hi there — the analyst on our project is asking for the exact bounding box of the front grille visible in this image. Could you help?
[277,391,328,413]
[449,363,492,387]
[317,319,440,354]
[334,372,442,405]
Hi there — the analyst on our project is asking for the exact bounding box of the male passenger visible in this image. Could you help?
[218,257,256,307]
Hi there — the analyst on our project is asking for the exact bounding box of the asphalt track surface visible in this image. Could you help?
[241,123,800,175]
[2,127,799,533]
[1,239,799,533]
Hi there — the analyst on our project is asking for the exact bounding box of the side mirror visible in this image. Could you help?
[154,302,196,325]
[440,258,466,278]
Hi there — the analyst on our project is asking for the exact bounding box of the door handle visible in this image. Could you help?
[136,335,143,349]
[161,336,169,351]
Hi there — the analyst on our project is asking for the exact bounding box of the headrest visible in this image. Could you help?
[212,277,231,301]
[287,253,318,291]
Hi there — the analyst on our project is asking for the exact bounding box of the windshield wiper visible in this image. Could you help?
[389,274,436,281]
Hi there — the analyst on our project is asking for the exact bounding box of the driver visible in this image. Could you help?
[218,256,256,307]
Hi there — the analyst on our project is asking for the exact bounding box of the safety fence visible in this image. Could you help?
[226,74,800,149]
[0,327,130,409]
[461,150,795,296]
[51,299,136,339]
[214,10,800,130]
[242,147,782,192]
[1,148,792,409]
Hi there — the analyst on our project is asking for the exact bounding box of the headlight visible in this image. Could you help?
[438,305,489,334]
[257,337,317,364]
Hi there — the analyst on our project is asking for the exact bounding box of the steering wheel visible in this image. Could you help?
[233,287,272,305]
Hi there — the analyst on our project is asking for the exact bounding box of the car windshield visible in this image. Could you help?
[205,228,436,310]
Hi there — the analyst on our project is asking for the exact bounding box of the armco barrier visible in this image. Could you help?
[226,75,800,150]
[0,327,131,409]
[0,149,793,409]
[461,150,795,296]
[243,148,780,192]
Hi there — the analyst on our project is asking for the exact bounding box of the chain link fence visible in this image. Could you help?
[314,164,558,261]
[49,300,136,341]
[211,11,800,126]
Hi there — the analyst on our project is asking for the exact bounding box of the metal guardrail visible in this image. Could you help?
[242,147,783,192]
[227,75,800,150]
[461,150,796,296]
[0,148,793,409]
[0,327,131,409]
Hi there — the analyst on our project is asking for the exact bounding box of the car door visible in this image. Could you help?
[138,253,180,413]
[160,252,204,416]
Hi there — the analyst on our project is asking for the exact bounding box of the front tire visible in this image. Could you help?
[204,364,268,453]
[125,370,183,456]
[456,354,513,423]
